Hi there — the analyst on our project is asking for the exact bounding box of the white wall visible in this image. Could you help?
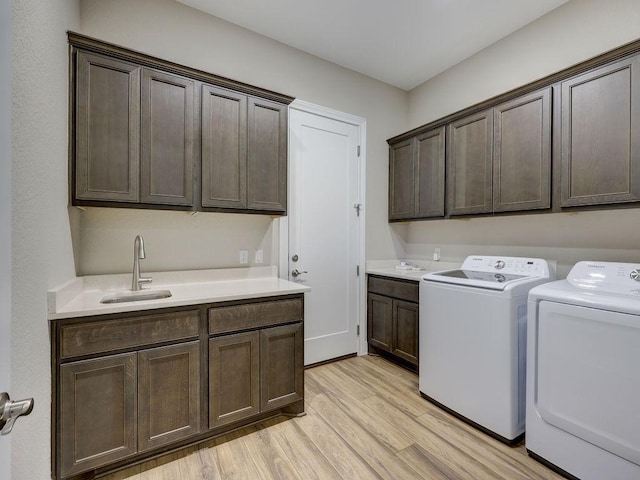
[0,0,12,477]
[76,0,409,273]
[75,208,276,274]
[404,0,640,277]
[11,0,80,478]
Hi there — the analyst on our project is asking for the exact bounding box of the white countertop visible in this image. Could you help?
[366,260,461,282]
[48,266,310,320]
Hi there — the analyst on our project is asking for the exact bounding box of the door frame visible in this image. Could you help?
[279,99,367,357]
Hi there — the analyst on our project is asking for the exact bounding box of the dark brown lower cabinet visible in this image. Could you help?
[367,275,419,371]
[58,342,201,477]
[260,322,304,411]
[138,342,200,451]
[367,293,393,351]
[60,354,137,477]
[209,331,260,428]
[52,295,304,480]
[209,322,303,428]
[392,299,419,365]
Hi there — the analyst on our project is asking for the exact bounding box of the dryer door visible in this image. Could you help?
[534,301,640,466]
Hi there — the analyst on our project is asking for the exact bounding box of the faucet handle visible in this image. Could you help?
[138,276,152,286]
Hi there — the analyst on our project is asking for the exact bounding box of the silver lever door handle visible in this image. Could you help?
[0,392,34,436]
[291,269,308,278]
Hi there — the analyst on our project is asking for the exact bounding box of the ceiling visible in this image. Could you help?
[176,0,569,91]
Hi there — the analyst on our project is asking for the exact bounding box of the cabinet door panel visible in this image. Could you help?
[209,332,260,428]
[494,88,551,212]
[367,293,393,352]
[75,51,140,202]
[140,69,194,206]
[60,354,137,477]
[247,97,287,212]
[201,85,247,209]
[260,323,304,411]
[415,127,446,218]
[447,110,493,215]
[561,56,640,206]
[138,342,200,451]
[392,300,419,366]
[388,138,415,220]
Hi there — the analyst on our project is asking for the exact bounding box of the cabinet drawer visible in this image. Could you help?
[368,276,419,303]
[209,297,303,335]
[60,310,200,359]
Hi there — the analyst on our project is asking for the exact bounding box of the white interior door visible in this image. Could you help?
[287,102,364,366]
[1,0,12,475]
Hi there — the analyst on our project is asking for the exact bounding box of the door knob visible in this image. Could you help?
[0,392,34,435]
[291,269,308,278]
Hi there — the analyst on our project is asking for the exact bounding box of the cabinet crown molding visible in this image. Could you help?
[388,35,640,144]
[67,31,294,105]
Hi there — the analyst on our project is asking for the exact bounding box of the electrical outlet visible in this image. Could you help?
[239,250,249,264]
[433,248,441,262]
[255,249,263,264]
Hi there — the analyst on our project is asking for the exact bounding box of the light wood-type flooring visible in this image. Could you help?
[103,355,563,480]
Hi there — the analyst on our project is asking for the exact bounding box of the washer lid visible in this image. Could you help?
[422,255,553,291]
[424,269,527,291]
[529,261,640,315]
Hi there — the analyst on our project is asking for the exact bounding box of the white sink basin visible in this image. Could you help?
[100,289,172,304]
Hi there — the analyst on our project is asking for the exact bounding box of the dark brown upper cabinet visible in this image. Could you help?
[415,127,446,218]
[74,51,194,207]
[449,93,551,217]
[75,51,141,203]
[140,69,195,206]
[69,33,293,215]
[247,97,288,213]
[493,88,551,212]
[389,87,551,221]
[388,39,640,220]
[202,90,287,213]
[388,127,445,221]
[560,56,640,207]
[389,138,415,220]
[201,85,248,210]
[447,109,494,216]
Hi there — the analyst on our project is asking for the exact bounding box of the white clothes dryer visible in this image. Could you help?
[527,261,640,480]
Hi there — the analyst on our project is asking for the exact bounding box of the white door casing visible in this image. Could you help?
[283,100,366,366]
[1,0,12,475]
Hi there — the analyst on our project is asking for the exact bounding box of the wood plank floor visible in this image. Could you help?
[103,355,563,480]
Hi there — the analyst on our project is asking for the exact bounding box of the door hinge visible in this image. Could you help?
[357,145,361,157]
[357,325,360,336]
[356,265,360,276]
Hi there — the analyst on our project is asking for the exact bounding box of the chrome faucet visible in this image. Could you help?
[132,235,152,291]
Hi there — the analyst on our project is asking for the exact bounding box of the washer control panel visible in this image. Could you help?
[460,256,548,276]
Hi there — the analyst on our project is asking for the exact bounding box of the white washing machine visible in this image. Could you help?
[420,255,554,444]
[527,261,640,480]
